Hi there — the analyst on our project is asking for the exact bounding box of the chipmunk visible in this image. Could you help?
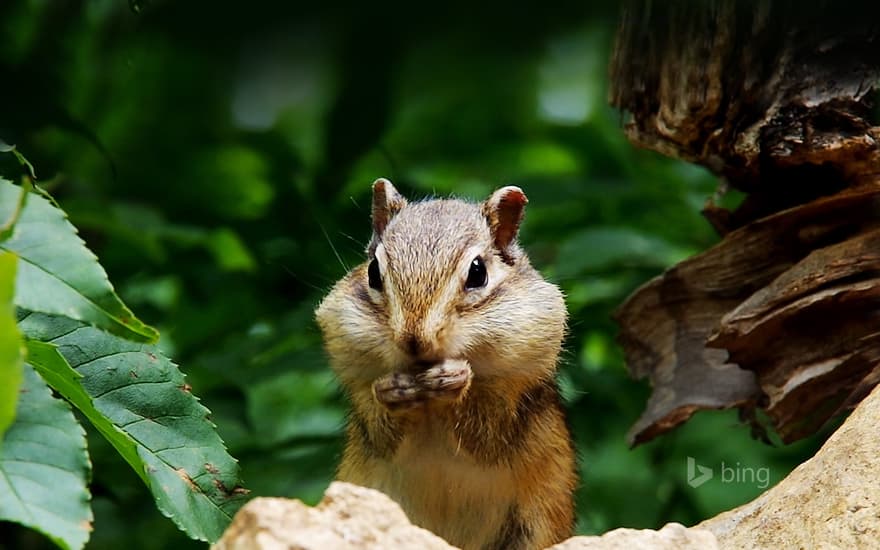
[315,179,576,550]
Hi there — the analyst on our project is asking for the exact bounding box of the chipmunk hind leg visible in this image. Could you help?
[485,483,575,550]
[484,506,531,550]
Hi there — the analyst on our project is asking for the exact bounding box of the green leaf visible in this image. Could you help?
[0,179,158,342]
[24,340,145,485]
[18,312,248,543]
[0,364,92,550]
[0,252,24,439]
[0,179,30,243]
[555,227,694,278]
[246,369,344,446]
[206,228,256,272]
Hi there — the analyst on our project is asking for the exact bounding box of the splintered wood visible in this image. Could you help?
[609,1,880,445]
[616,185,880,444]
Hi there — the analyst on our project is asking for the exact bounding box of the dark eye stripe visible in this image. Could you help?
[353,278,384,315]
[459,280,506,312]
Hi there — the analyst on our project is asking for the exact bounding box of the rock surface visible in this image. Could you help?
[548,523,717,549]
[213,384,880,549]
[211,482,455,550]
[698,382,880,549]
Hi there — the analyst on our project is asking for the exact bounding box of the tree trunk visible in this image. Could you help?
[609,0,880,445]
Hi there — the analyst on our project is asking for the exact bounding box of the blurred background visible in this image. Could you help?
[0,1,830,548]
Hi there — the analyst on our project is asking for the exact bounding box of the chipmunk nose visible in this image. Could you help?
[401,333,444,367]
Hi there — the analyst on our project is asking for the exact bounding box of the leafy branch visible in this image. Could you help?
[0,148,248,549]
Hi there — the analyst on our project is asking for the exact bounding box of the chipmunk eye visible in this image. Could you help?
[368,258,382,291]
[465,256,488,289]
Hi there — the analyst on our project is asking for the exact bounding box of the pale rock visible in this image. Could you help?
[698,383,880,549]
[548,523,718,549]
[211,481,455,550]
[213,386,880,550]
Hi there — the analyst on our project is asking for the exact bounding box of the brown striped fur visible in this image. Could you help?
[315,180,576,549]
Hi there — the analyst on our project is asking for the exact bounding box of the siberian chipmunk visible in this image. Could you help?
[316,179,576,550]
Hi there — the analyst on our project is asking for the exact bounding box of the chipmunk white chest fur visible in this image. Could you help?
[315,179,576,550]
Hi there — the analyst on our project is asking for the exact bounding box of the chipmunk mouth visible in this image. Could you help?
[403,355,470,375]
[405,358,445,374]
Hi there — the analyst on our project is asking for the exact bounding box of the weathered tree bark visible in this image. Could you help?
[610,1,880,445]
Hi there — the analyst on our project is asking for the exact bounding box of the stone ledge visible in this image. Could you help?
[213,383,880,549]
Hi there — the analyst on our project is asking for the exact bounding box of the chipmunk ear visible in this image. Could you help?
[369,178,407,254]
[483,186,528,262]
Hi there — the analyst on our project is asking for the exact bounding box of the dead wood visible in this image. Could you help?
[610,0,880,445]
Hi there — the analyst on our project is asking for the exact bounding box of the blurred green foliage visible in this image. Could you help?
[0,1,829,548]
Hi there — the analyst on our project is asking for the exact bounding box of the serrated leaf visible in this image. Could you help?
[0,179,158,343]
[0,365,92,550]
[0,252,24,439]
[18,312,248,542]
[0,179,30,243]
[24,340,145,485]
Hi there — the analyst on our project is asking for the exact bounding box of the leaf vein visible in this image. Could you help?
[89,379,173,401]
[0,466,34,524]
[2,459,84,477]
[10,250,140,337]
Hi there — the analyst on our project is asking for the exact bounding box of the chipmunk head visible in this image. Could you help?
[316,179,566,389]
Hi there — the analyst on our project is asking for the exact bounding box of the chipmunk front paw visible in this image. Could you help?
[373,371,424,411]
[373,359,472,412]
[416,359,472,402]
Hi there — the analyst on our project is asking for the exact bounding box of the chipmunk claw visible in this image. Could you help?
[373,360,472,411]
[373,372,423,410]
[417,359,472,401]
